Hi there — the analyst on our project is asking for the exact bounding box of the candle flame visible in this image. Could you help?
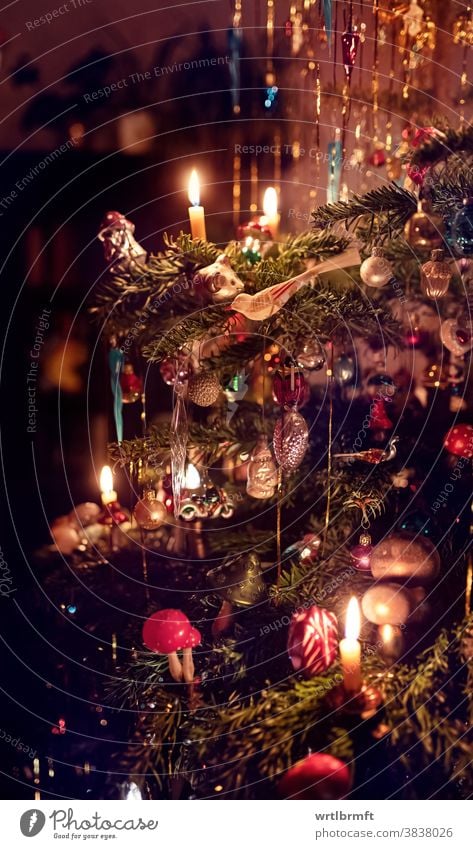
[345,596,360,641]
[185,462,201,489]
[100,465,113,493]
[263,186,278,217]
[188,169,200,206]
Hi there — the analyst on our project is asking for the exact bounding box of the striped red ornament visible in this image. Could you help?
[287,604,338,678]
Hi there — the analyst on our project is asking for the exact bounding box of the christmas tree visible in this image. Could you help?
[56,123,473,801]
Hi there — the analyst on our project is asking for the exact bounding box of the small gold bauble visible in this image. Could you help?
[134,491,167,530]
[187,372,221,406]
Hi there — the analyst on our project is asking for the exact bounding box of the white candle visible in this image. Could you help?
[340,596,362,695]
[100,465,117,506]
[262,186,279,240]
[188,170,206,240]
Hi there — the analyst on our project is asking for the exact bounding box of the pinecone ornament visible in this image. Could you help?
[273,410,309,471]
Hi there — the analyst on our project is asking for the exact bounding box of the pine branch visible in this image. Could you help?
[311,184,417,237]
[109,415,269,468]
[142,306,226,363]
[408,125,473,169]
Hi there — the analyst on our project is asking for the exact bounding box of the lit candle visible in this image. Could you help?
[188,170,206,240]
[340,596,362,695]
[100,465,117,506]
[261,186,279,240]
[184,463,201,489]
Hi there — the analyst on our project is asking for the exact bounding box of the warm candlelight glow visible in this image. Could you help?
[100,465,113,493]
[263,186,278,218]
[188,169,200,206]
[379,623,394,645]
[100,465,117,505]
[345,596,361,641]
[262,186,279,239]
[340,596,362,695]
[185,463,201,489]
[187,170,206,239]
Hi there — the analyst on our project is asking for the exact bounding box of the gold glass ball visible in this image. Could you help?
[187,372,221,406]
[134,492,167,530]
[404,201,444,251]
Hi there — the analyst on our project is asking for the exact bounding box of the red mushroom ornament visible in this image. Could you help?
[278,753,351,800]
[443,424,473,459]
[142,609,201,683]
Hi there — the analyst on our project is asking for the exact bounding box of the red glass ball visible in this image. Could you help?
[98,502,128,525]
[369,398,393,431]
[443,424,473,459]
[278,753,351,800]
[273,367,306,407]
[368,148,386,168]
[349,536,373,572]
[236,219,273,241]
[120,367,143,403]
[407,162,428,186]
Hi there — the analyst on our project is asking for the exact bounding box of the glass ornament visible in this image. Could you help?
[341,22,360,84]
[295,337,325,371]
[273,365,307,408]
[246,435,278,499]
[178,474,234,521]
[333,354,356,385]
[369,398,393,432]
[51,522,80,555]
[287,605,338,677]
[278,753,351,800]
[349,533,373,572]
[404,201,444,251]
[207,552,266,607]
[69,502,101,527]
[367,373,396,398]
[133,491,167,530]
[297,533,322,564]
[440,318,473,356]
[159,354,192,388]
[192,254,244,303]
[370,533,440,584]
[360,248,394,288]
[420,249,452,298]
[187,371,221,406]
[282,533,321,565]
[120,363,143,403]
[98,502,128,526]
[236,219,272,244]
[273,410,309,472]
[224,372,247,403]
[452,198,473,256]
